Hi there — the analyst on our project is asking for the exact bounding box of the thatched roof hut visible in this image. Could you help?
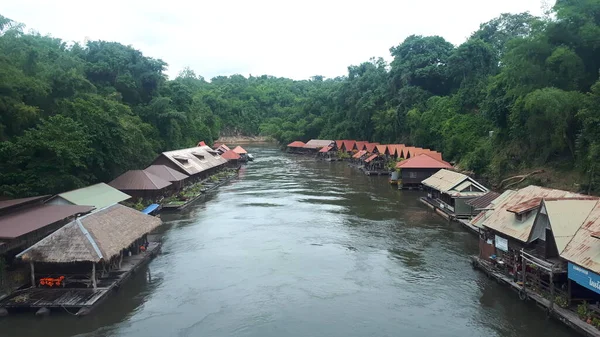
[18,204,161,263]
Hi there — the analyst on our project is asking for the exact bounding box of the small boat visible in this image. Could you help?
[247,153,254,161]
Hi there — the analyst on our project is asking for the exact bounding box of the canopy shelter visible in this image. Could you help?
[109,170,172,200]
[18,204,161,289]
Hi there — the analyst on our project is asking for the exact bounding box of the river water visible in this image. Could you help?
[0,144,579,337]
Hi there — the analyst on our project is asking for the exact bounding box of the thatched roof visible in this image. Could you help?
[18,204,161,263]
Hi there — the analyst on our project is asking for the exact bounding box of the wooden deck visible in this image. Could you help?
[472,256,600,337]
[0,242,161,315]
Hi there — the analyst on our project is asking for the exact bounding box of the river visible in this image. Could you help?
[0,144,579,337]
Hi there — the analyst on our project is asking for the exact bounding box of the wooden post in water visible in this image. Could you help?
[92,263,97,289]
[550,270,555,311]
[521,255,526,290]
[30,261,35,287]
[568,279,572,306]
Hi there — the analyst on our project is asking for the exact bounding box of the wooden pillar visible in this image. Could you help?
[550,270,555,311]
[119,251,123,269]
[92,263,97,289]
[568,279,572,306]
[521,255,527,290]
[30,261,35,287]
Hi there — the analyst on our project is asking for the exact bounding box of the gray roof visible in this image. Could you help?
[153,146,227,176]
[303,140,334,149]
[422,169,488,197]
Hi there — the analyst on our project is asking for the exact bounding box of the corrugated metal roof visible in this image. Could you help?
[480,185,588,242]
[423,150,443,161]
[561,202,600,274]
[232,146,247,154]
[55,183,131,210]
[303,140,334,149]
[0,195,49,213]
[287,141,306,148]
[318,146,332,153]
[466,191,501,209]
[355,141,368,151]
[376,145,388,154]
[365,143,378,153]
[364,154,379,163]
[154,146,228,176]
[395,154,452,169]
[544,199,598,254]
[422,169,488,197]
[221,150,241,160]
[471,190,517,229]
[0,204,93,239]
[109,170,172,191]
[387,144,405,157]
[145,165,189,182]
[335,140,344,149]
[142,204,160,214]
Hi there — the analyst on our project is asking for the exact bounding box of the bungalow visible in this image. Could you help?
[144,165,189,190]
[215,144,231,155]
[221,149,242,167]
[303,139,334,153]
[108,170,172,201]
[232,146,249,162]
[318,145,336,160]
[395,154,453,189]
[17,204,161,290]
[150,146,227,181]
[354,141,368,152]
[287,141,306,154]
[0,196,93,292]
[341,140,356,154]
[46,183,131,211]
[421,169,488,219]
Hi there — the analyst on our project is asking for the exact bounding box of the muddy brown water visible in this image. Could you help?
[0,144,579,337]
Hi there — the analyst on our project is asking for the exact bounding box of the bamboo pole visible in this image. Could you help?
[30,261,35,287]
[92,263,97,289]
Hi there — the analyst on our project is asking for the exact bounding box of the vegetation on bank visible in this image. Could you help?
[1,0,599,196]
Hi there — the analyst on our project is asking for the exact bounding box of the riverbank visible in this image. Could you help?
[214,135,272,143]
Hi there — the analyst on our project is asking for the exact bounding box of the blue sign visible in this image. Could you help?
[568,262,600,295]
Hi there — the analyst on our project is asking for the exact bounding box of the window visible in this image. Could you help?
[409,172,417,179]
[192,153,205,160]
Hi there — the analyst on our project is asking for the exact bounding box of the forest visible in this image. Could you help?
[1,0,600,197]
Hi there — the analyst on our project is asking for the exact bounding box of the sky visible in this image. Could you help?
[1,0,550,80]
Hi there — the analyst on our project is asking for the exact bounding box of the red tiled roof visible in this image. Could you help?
[221,150,241,160]
[376,145,388,154]
[365,143,378,153]
[319,146,333,153]
[395,154,452,169]
[342,140,356,152]
[364,154,379,163]
[232,146,247,154]
[352,150,367,159]
[287,141,306,148]
[355,141,368,151]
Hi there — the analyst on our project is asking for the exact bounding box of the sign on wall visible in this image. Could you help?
[568,262,600,295]
[495,235,508,252]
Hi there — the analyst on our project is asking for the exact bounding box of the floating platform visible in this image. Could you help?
[162,172,238,211]
[471,256,600,337]
[0,242,161,316]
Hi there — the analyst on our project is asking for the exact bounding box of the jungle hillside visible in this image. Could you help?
[1,0,600,196]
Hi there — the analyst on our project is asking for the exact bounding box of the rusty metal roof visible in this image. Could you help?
[145,165,189,182]
[109,170,172,191]
[0,204,93,239]
[303,139,334,149]
[480,185,589,242]
[422,169,488,197]
[471,190,517,229]
[395,154,452,169]
[543,199,598,254]
[287,141,306,148]
[561,201,600,274]
[466,191,501,209]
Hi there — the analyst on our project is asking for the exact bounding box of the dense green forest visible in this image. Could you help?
[1,0,600,197]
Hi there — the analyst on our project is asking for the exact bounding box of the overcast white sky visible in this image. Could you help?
[1,0,550,80]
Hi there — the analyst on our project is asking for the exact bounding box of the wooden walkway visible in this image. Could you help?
[0,242,161,315]
[472,256,600,337]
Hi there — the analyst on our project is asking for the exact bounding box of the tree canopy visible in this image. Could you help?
[2,0,600,196]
